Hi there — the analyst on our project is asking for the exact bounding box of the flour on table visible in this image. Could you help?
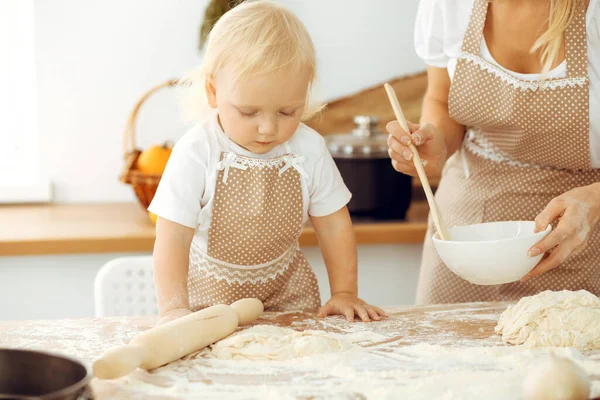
[496,289,600,351]
[185,341,600,399]
[210,325,367,360]
[6,306,600,399]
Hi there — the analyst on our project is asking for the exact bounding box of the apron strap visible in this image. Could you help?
[279,155,308,178]
[216,152,248,184]
[280,141,308,178]
[565,5,589,79]
[460,0,489,55]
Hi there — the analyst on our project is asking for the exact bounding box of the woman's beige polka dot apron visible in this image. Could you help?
[417,0,600,304]
[187,143,321,311]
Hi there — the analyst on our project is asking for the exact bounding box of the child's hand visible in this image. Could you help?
[156,307,193,326]
[318,292,388,322]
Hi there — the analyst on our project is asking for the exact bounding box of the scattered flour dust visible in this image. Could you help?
[106,327,600,400]
[5,307,600,399]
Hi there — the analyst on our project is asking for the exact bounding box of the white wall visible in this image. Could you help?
[34,0,424,204]
[0,244,423,321]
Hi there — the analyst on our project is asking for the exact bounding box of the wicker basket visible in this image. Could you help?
[119,79,180,209]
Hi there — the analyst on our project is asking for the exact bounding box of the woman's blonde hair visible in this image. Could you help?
[532,0,586,74]
[179,0,324,121]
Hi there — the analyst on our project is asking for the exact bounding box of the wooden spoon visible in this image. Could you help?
[384,83,452,241]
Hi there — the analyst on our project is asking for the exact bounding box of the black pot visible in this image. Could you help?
[0,349,93,400]
[334,157,412,220]
[326,116,413,220]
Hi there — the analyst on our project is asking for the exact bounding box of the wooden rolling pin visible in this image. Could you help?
[93,298,264,379]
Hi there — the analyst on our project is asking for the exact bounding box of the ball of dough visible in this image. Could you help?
[523,354,590,400]
[495,289,600,351]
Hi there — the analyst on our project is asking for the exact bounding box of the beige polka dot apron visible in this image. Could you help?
[417,0,600,304]
[187,143,321,311]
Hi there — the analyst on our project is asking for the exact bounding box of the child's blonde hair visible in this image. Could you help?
[179,0,324,121]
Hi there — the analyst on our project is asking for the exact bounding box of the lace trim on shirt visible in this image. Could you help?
[459,52,588,91]
[217,152,308,183]
[189,242,298,285]
[227,153,287,169]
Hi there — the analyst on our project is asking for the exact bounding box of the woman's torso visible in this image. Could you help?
[415,0,600,166]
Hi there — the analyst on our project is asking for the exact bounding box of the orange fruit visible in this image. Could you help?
[137,141,173,174]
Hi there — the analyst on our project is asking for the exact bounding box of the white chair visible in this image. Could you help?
[94,256,159,317]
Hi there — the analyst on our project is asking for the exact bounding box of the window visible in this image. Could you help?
[0,0,51,203]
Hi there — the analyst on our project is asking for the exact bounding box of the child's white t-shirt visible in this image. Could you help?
[148,110,352,252]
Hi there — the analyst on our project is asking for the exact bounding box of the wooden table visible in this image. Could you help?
[2,303,599,399]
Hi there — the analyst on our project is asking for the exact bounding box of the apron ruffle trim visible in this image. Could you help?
[460,52,588,91]
[189,242,299,285]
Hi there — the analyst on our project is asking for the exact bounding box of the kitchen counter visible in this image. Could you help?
[0,201,429,256]
[2,302,599,399]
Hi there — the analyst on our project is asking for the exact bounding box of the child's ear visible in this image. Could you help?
[205,75,218,109]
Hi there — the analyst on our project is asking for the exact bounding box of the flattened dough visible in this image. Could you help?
[495,289,600,351]
[210,325,354,360]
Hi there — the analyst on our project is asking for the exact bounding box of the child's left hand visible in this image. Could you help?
[318,292,388,322]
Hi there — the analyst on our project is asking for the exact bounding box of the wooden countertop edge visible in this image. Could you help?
[300,222,428,247]
[0,237,158,257]
[0,223,428,256]
[0,202,428,256]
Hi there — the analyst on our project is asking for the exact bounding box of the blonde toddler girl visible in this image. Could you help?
[148,0,386,324]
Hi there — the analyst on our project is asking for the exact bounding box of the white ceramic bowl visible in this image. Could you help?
[432,221,552,285]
